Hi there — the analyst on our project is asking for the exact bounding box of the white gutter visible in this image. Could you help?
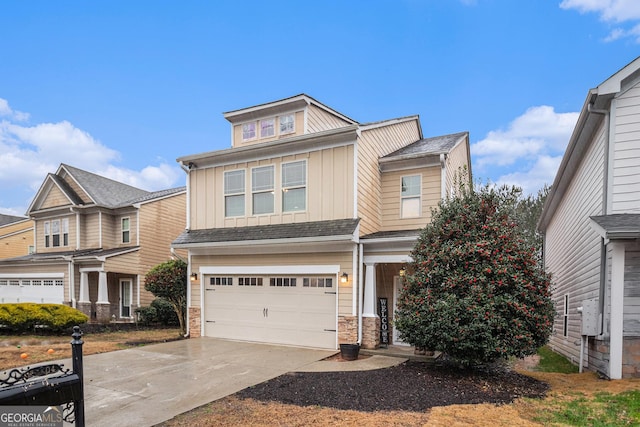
[440,153,447,199]
[173,233,357,249]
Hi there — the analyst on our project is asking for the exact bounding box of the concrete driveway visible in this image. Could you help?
[81,338,335,427]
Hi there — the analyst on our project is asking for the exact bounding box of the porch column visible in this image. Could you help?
[610,241,625,380]
[361,262,380,349]
[363,262,377,317]
[79,272,90,303]
[97,271,109,304]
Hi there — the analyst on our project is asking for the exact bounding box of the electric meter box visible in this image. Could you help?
[581,298,599,336]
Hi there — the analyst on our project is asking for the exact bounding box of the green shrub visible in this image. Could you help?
[135,298,179,326]
[0,303,88,333]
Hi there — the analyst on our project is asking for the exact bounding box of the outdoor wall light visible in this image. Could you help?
[341,272,348,283]
[399,267,406,277]
[190,272,198,281]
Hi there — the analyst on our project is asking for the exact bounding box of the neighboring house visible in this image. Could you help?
[539,56,640,379]
[0,214,34,259]
[172,94,471,350]
[0,164,186,322]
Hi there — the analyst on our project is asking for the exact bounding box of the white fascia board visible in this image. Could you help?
[174,234,357,249]
[363,254,413,264]
[0,272,65,279]
[199,265,340,275]
[361,236,417,245]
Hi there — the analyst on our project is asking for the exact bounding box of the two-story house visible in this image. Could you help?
[172,94,471,350]
[539,56,640,379]
[0,164,186,323]
[0,214,34,259]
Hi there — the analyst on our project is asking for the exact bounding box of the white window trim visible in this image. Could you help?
[120,279,133,318]
[279,113,295,135]
[242,121,257,142]
[259,117,275,139]
[224,169,246,217]
[400,174,422,218]
[121,217,131,244]
[251,165,275,216]
[281,160,307,213]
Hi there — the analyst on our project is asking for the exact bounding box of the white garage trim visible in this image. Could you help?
[0,273,64,279]
[200,265,340,275]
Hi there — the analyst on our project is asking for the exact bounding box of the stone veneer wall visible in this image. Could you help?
[338,315,357,343]
[189,307,201,338]
[361,316,380,349]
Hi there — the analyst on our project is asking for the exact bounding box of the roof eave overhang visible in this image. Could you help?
[379,154,440,172]
[177,126,358,169]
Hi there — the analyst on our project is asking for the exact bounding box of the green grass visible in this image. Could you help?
[535,345,579,374]
[533,390,640,426]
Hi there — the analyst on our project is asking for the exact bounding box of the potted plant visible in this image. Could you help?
[339,343,360,361]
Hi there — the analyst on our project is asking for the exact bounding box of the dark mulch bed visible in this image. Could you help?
[237,360,549,412]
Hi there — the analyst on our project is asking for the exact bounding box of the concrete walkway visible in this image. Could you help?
[79,338,404,427]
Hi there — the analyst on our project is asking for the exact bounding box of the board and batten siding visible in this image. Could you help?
[380,166,440,231]
[357,120,422,236]
[611,82,640,213]
[445,137,471,196]
[306,104,352,133]
[190,146,355,229]
[545,120,606,363]
[190,251,353,315]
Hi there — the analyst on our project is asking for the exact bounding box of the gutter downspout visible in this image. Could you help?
[178,162,192,338]
[357,243,364,345]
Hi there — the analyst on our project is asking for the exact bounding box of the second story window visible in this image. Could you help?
[51,219,60,246]
[224,170,245,217]
[122,217,130,243]
[282,161,306,212]
[62,218,68,246]
[44,221,50,247]
[280,114,294,134]
[252,165,274,215]
[260,118,275,138]
[401,175,421,218]
[242,122,257,141]
[44,218,68,248]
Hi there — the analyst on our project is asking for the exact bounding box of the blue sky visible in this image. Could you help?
[1,1,639,215]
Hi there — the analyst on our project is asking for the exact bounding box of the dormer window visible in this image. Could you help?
[242,122,257,141]
[280,114,294,134]
[260,118,275,138]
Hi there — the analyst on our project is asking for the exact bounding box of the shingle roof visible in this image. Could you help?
[0,246,139,264]
[173,218,360,246]
[382,131,468,159]
[0,214,28,227]
[590,214,640,239]
[61,164,150,208]
[360,229,421,240]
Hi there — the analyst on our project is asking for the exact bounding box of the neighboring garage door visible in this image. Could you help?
[0,276,64,304]
[203,272,337,349]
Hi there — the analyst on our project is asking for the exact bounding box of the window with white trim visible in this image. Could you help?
[62,218,69,246]
[260,118,275,138]
[238,277,263,286]
[270,277,297,287]
[401,175,421,218]
[44,221,50,247]
[224,170,245,217]
[44,219,68,247]
[242,122,257,141]
[280,114,294,134]
[122,217,130,243]
[282,161,306,212]
[252,166,274,215]
[51,219,60,247]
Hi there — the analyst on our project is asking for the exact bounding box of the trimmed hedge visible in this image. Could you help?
[135,298,179,327]
[0,303,88,333]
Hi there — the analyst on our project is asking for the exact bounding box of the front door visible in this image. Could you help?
[120,279,132,318]
[392,275,408,345]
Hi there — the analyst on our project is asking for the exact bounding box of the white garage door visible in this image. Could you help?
[0,277,65,304]
[203,274,337,349]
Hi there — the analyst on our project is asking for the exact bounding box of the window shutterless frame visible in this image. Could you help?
[224,169,246,217]
[282,160,307,212]
[251,165,275,215]
[400,174,421,218]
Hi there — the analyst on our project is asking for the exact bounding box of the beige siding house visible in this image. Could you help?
[0,164,186,322]
[0,215,34,260]
[539,56,640,379]
[173,94,472,350]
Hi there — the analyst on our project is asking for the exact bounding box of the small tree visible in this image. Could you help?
[394,184,555,366]
[144,259,187,336]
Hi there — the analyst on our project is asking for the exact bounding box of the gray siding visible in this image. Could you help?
[545,121,606,363]
[611,83,640,213]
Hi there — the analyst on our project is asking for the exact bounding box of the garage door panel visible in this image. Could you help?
[203,275,337,349]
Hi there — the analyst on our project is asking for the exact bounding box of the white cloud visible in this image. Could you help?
[0,99,183,214]
[560,0,640,42]
[471,106,579,194]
